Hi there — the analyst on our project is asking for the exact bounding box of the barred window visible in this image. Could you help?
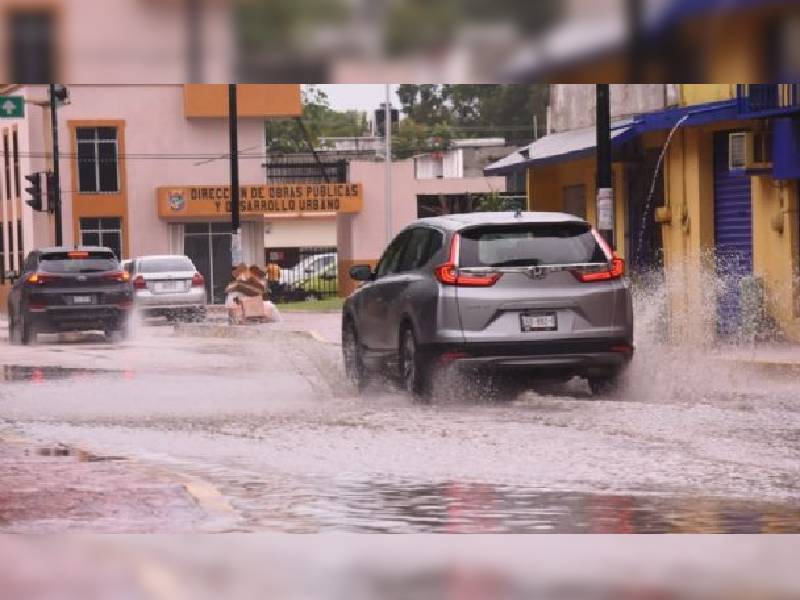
[77,127,119,193]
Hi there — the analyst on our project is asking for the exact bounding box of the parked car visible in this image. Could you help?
[342,212,633,398]
[129,255,207,321]
[280,253,337,287]
[295,260,338,300]
[6,246,134,345]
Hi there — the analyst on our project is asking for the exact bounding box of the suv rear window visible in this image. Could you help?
[39,251,118,273]
[459,222,608,268]
[138,257,194,273]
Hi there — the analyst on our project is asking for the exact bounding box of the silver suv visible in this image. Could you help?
[342,212,633,397]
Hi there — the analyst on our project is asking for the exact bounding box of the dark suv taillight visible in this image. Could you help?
[103,271,131,283]
[26,272,61,286]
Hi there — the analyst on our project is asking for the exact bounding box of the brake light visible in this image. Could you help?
[103,271,130,283]
[191,272,205,287]
[26,272,60,285]
[67,251,89,258]
[572,256,625,283]
[435,233,503,288]
[133,275,147,289]
[571,229,625,283]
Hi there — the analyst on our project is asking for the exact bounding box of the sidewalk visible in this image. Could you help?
[710,343,800,376]
[0,435,209,533]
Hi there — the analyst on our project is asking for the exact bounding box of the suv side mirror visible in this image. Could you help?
[349,265,373,282]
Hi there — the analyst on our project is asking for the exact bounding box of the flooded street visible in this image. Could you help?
[1,315,799,534]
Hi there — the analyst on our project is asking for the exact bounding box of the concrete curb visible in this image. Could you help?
[710,356,800,377]
[173,321,322,343]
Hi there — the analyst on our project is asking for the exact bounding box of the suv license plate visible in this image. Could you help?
[73,295,94,305]
[520,312,557,332]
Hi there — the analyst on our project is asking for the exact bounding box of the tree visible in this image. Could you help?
[397,84,549,146]
[392,119,454,160]
[267,85,368,153]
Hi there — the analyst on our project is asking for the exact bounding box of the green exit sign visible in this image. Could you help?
[0,96,24,118]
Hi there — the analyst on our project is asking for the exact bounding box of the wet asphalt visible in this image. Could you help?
[1,316,799,533]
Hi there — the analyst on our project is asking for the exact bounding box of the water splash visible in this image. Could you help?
[635,114,690,261]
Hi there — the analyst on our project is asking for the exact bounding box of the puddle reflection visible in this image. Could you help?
[0,365,133,383]
[301,481,800,533]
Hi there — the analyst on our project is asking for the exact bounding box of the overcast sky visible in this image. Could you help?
[314,84,400,112]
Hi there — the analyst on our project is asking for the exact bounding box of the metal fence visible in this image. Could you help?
[265,246,338,303]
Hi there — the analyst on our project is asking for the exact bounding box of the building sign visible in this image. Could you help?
[157,183,363,219]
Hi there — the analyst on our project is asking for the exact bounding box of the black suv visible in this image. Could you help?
[7,247,134,345]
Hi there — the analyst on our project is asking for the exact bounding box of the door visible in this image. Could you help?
[714,131,753,336]
[356,230,410,351]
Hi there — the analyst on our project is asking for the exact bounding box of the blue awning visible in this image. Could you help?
[484,121,637,176]
[485,99,741,176]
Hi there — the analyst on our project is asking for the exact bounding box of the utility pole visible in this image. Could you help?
[384,84,392,245]
[228,83,241,265]
[49,84,63,246]
[595,84,614,249]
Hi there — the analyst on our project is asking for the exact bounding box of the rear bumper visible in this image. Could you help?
[134,289,206,309]
[27,305,131,332]
[425,338,633,377]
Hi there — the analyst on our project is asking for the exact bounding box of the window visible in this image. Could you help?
[3,132,10,199]
[8,10,56,83]
[375,231,410,278]
[77,127,119,193]
[397,228,442,272]
[138,257,195,273]
[12,129,20,198]
[16,219,22,273]
[459,222,607,268]
[79,217,122,259]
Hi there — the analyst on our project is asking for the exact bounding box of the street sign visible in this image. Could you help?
[0,96,24,119]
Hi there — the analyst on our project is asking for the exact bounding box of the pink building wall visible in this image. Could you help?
[340,159,507,262]
[42,85,266,257]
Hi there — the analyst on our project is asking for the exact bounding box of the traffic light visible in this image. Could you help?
[24,172,43,212]
[45,171,57,213]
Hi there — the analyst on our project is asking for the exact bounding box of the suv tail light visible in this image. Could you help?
[435,233,502,288]
[26,272,61,285]
[103,271,130,283]
[191,272,205,287]
[133,275,147,289]
[571,256,625,282]
[571,230,625,283]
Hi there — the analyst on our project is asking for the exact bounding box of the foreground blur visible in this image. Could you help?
[1,0,798,82]
[1,535,800,599]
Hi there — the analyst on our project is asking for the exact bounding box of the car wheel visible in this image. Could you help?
[20,314,36,346]
[7,310,21,345]
[400,325,431,400]
[588,373,621,396]
[342,319,368,392]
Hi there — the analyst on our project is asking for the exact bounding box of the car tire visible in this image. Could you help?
[20,314,36,346]
[399,325,431,400]
[588,373,621,397]
[342,319,368,392]
[7,310,21,345]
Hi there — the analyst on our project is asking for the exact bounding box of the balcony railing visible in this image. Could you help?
[737,84,800,117]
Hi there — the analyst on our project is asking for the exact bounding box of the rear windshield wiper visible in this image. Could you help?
[488,259,542,267]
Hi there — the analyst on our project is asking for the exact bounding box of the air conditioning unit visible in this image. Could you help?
[729,132,748,170]
[729,130,773,171]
